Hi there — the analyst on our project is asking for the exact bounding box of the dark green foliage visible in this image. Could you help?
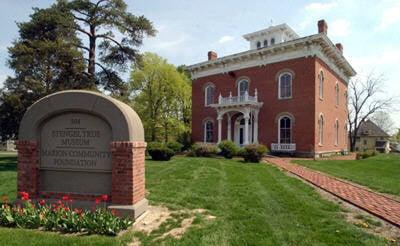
[218,140,238,159]
[147,142,175,161]
[189,143,219,157]
[0,7,88,140]
[240,144,268,163]
[58,0,156,95]
[166,141,183,153]
[356,150,378,160]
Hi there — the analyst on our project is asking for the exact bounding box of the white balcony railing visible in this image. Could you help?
[216,90,258,106]
[271,143,296,152]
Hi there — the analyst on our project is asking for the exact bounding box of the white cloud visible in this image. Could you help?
[351,47,400,70]
[218,35,235,44]
[330,19,350,37]
[0,74,7,87]
[377,2,400,29]
[305,2,337,12]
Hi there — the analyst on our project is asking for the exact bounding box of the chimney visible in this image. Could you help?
[318,19,328,35]
[208,51,218,61]
[335,43,343,54]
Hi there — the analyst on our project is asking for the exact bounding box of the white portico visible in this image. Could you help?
[210,89,263,146]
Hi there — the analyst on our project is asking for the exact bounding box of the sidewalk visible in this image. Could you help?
[264,157,400,228]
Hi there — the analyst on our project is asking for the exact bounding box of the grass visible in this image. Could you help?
[295,154,400,197]
[0,153,392,245]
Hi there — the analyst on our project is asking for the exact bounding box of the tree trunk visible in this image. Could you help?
[88,25,96,82]
[164,121,168,143]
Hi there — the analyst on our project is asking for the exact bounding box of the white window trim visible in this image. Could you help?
[278,115,293,144]
[335,82,339,106]
[334,119,339,146]
[204,84,215,106]
[318,113,324,146]
[319,70,324,100]
[278,72,293,100]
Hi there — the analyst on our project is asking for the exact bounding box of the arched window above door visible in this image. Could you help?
[238,79,249,97]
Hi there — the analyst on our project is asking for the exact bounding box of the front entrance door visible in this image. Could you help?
[235,116,252,146]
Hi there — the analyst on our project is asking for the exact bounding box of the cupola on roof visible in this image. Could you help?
[243,23,299,50]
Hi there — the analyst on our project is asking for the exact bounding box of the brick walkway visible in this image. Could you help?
[264,157,400,228]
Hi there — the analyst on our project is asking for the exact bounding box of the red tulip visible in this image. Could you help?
[62,195,70,201]
[95,198,101,204]
[101,194,108,202]
[39,199,46,206]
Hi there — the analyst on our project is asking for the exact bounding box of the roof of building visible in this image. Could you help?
[357,120,390,137]
[187,31,356,82]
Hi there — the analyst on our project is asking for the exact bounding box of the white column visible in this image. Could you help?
[254,110,259,144]
[227,113,232,141]
[244,111,250,145]
[217,116,222,143]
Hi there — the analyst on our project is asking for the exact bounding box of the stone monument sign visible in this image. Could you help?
[17,90,147,218]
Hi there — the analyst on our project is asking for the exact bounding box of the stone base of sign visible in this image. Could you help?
[16,140,147,219]
[108,198,148,219]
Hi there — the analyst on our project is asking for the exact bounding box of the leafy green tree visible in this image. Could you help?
[0,7,86,140]
[129,53,191,142]
[58,0,156,95]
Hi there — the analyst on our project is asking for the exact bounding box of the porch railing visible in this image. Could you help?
[216,90,259,106]
[271,143,296,152]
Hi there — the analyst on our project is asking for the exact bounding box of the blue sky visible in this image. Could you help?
[0,0,399,128]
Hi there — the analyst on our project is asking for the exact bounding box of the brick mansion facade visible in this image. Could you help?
[187,20,356,157]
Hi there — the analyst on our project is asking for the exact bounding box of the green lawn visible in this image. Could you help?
[295,154,400,197]
[0,153,391,245]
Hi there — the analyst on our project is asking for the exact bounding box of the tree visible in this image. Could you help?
[347,72,396,151]
[0,7,87,140]
[370,111,395,134]
[58,0,156,95]
[129,53,191,142]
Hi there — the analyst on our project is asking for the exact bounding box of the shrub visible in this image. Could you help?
[218,140,238,159]
[166,141,184,153]
[0,193,132,236]
[240,144,268,163]
[147,142,175,161]
[190,143,219,157]
[357,150,377,160]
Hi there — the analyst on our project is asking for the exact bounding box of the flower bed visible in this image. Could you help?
[0,192,132,236]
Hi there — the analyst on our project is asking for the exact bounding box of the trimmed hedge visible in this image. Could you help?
[240,144,268,163]
[147,142,175,161]
[189,143,219,157]
[166,141,184,153]
[218,140,238,159]
[356,150,378,160]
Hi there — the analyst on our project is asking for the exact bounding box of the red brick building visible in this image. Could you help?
[187,20,356,157]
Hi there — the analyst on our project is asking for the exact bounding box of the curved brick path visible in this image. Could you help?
[264,157,400,228]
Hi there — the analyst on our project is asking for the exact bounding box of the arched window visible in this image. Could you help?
[270,38,275,45]
[319,71,324,99]
[238,79,249,97]
[334,120,339,145]
[256,41,261,49]
[279,116,292,143]
[319,114,324,145]
[263,40,268,47]
[278,73,292,99]
[204,120,213,143]
[204,85,215,106]
[335,82,339,106]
